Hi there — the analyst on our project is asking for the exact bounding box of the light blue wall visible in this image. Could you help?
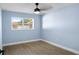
[0,9,2,49]
[39,15,43,38]
[42,5,79,51]
[2,10,41,44]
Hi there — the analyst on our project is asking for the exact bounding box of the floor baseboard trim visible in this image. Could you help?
[3,39,79,54]
[42,40,79,55]
[3,39,42,47]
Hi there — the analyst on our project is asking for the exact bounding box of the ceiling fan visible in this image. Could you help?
[34,3,52,14]
[34,3,40,14]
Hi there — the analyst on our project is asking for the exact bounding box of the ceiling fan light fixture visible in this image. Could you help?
[34,11,40,14]
[34,3,40,14]
[34,8,40,14]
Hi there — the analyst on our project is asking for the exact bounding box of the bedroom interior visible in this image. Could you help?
[0,3,79,55]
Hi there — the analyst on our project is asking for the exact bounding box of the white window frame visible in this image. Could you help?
[11,17,34,30]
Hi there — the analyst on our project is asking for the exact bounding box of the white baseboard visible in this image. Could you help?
[42,39,79,55]
[3,39,42,47]
[3,39,79,54]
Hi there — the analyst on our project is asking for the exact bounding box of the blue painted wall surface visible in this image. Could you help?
[42,5,79,51]
[2,11,41,44]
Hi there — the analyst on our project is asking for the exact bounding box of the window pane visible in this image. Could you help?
[23,18,33,29]
[11,17,23,30]
[11,17,34,30]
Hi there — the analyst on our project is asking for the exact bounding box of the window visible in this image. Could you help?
[11,17,34,30]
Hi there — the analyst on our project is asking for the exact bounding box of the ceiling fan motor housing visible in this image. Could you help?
[34,8,40,12]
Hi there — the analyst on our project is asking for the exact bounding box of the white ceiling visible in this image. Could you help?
[0,3,78,14]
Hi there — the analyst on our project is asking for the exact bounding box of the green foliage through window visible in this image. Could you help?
[24,18,32,23]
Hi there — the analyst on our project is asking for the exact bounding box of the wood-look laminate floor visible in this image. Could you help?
[3,41,76,55]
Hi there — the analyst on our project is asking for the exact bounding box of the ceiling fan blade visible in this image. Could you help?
[40,9,49,11]
[40,7,53,11]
